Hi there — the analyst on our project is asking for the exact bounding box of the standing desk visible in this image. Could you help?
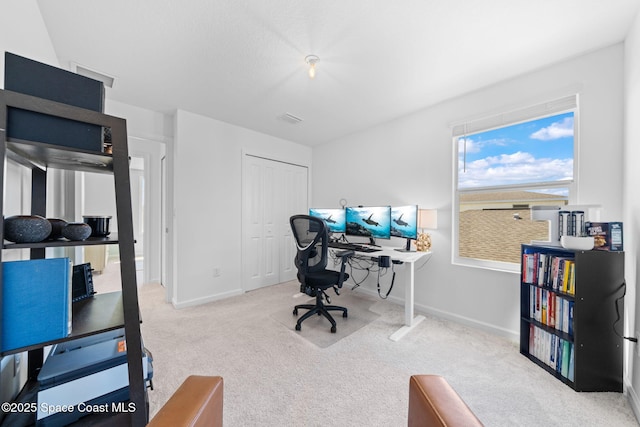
[341,246,432,341]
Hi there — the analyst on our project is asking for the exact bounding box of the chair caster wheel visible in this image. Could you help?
[295,324,301,331]
[343,312,348,318]
[293,309,298,315]
[331,326,336,333]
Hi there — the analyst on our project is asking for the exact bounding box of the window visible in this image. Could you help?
[453,96,577,271]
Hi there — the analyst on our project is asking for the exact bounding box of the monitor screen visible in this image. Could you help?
[391,205,418,239]
[308,208,346,233]
[345,206,391,239]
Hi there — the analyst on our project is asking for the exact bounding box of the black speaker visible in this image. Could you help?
[72,263,95,302]
[4,52,105,152]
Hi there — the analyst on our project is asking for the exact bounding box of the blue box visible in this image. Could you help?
[1,258,71,352]
[585,221,624,251]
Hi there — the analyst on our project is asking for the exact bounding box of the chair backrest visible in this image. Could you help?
[290,215,329,278]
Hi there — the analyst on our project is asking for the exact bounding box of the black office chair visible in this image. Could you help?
[290,214,353,333]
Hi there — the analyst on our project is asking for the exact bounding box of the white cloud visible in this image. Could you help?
[458,136,510,157]
[484,151,535,165]
[458,152,572,188]
[530,117,574,141]
[458,137,481,154]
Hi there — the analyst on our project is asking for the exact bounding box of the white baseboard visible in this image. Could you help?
[626,380,640,423]
[172,289,244,309]
[351,285,519,343]
[415,301,520,343]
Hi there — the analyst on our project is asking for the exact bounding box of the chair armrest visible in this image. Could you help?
[335,250,353,288]
[148,375,223,427]
[335,249,354,259]
[408,375,483,427]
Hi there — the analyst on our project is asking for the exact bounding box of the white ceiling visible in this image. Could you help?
[37,0,639,146]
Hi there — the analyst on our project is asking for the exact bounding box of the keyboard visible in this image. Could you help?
[328,241,381,253]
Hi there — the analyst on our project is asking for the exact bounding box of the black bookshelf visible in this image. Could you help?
[519,244,624,392]
[0,89,147,426]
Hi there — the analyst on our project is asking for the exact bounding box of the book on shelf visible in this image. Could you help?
[1,257,72,352]
[528,324,574,381]
[541,290,547,325]
[559,259,568,292]
[530,286,541,322]
[562,299,570,334]
[555,294,564,333]
[524,250,577,295]
[566,260,576,295]
[523,253,534,284]
[568,344,575,382]
[526,283,574,338]
[551,256,559,290]
[561,340,571,378]
[554,257,568,292]
[537,253,545,286]
[567,300,574,336]
[548,291,555,328]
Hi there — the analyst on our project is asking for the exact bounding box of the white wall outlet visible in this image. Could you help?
[213,267,221,278]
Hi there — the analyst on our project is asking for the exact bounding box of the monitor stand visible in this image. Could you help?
[368,237,380,247]
[333,233,348,243]
[395,238,415,252]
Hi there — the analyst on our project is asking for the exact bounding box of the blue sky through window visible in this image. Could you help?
[458,112,574,190]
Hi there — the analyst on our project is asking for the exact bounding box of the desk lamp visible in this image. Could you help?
[416,209,437,252]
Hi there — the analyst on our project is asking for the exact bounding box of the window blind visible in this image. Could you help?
[452,94,578,137]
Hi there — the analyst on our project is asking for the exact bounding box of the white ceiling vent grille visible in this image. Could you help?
[278,113,303,125]
[72,62,116,88]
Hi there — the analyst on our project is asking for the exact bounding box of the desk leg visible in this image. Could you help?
[389,261,425,341]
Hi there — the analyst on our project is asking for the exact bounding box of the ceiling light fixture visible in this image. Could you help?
[305,55,319,79]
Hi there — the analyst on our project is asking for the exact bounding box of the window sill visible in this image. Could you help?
[452,255,520,274]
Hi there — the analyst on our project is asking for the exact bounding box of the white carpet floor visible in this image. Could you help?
[133,280,639,427]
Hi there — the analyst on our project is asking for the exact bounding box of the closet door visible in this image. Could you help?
[242,155,308,291]
[279,162,308,283]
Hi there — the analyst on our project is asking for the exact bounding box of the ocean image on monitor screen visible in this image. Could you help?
[345,206,391,238]
[308,208,346,233]
[391,205,418,239]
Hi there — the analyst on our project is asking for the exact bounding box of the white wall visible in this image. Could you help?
[624,10,640,418]
[0,0,60,417]
[0,1,58,73]
[105,99,173,145]
[170,110,312,307]
[313,44,625,340]
[0,0,61,227]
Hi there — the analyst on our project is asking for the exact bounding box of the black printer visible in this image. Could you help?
[36,328,152,426]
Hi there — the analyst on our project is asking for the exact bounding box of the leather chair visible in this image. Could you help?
[148,375,223,427]
[408,375,483,427]
[290,214,353,333]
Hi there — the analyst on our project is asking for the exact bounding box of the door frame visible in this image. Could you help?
[127,137,165,287]
[241,149,311,292]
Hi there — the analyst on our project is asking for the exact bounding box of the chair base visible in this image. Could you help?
[293,291,347,333]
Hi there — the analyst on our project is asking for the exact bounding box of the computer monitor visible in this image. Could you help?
[308,208,346,233]
[345,206,391,241]
[391,205,418,251]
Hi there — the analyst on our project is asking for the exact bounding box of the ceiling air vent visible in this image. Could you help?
[72,62,116,88]
[278,113,303,125]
